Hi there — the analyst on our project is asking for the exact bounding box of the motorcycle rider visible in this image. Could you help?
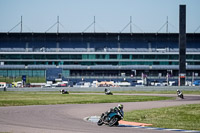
[177,89,184,98]
[105,88,112,94]
[104,104,124,120]
[60,89,68,94]
[114,104,124,117]
[177,89,182,95]
[105,88,108,93]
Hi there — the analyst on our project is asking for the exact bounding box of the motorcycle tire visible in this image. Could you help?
[114,121,119,126]
[97,119,104,126]
[181,95,184,99]
[108,116,119,127]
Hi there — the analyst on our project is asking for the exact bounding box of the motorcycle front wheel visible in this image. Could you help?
[108,116,119,127]
[97,119,104,126]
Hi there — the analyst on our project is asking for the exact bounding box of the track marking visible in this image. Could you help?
[86,116,200,133]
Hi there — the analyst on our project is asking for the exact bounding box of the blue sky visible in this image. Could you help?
[0,0,200,33]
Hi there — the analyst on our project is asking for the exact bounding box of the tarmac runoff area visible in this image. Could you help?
[85,116,152,126]
[86,116,200,133]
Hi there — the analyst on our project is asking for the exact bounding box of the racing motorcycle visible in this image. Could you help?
[177,90,184,99]
[97,110,123,127]
[104,88,113,95]
[60,89,69,94]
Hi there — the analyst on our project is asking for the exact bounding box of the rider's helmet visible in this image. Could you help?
[177,89,179,92]
[118,104,123,110]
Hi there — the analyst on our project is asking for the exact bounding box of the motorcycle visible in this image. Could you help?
[177,91,184,99]
[105,88,113,95]
[97,110,123,127]
[60,89,69,94]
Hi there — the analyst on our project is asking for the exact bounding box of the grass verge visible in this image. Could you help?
[0,91,173,106]
[124,104,200,131]
[113,90,200,95]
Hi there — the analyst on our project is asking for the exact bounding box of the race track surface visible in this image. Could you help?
[0,94,200,133]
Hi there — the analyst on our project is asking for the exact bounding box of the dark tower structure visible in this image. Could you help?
[179,5,186,86]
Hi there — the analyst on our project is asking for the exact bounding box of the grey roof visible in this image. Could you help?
[0,65,25,69]
[0,65,200,70]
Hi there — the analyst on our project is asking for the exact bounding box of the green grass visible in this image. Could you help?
[0,91,173,106]
[124,104,200,131]
[113,90,200,95]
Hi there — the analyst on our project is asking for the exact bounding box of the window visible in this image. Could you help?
[169,55,178,60]
[110,55,117,59]
[33,55,46,59]
[21,54,33,59]
[46,55,57,59]
[122,55,130,59]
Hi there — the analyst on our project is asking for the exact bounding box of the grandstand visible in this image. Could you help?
[0,32,200,83]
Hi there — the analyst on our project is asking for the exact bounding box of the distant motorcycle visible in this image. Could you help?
[60,89,69,94]
[177,90,184,99]
[97,110,123,127]
[104,88,113,95]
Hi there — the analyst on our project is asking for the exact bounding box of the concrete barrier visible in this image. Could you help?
[0,88,5,91]
[5,86,200,92]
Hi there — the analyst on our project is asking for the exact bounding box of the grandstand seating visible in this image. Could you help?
[0,35,199,53]
[0,33,200,80]
[0,47,200,53]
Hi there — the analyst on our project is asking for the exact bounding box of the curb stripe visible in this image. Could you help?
[86,116,200,133]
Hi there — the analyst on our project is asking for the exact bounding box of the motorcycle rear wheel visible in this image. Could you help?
[181,95,184,99]
[108,117,119,127]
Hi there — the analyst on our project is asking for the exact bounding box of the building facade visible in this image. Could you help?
[0,33,200,82]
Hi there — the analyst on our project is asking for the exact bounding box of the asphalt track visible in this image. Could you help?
[0,94,200,133]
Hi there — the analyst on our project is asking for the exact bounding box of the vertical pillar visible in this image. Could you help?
[56,42,59,52]
[179,5,186,86]
[26,42,29,52]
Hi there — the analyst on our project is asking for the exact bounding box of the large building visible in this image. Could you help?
[0,32,200,83]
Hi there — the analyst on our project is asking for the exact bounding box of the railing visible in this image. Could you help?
[63,75,200,80]
[1,48,200,52]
